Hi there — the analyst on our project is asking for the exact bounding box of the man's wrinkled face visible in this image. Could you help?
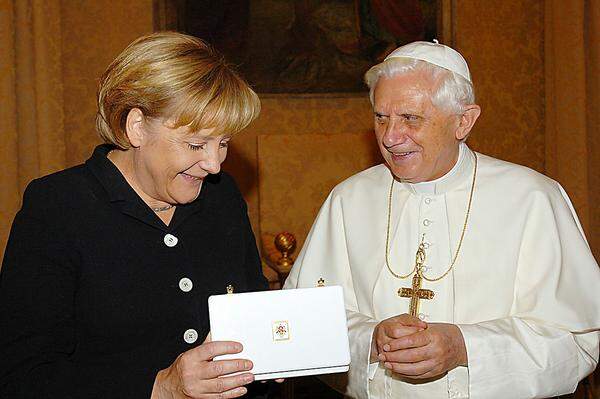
[373,70,462,183]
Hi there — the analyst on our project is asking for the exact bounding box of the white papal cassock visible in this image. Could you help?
[284,143,600,399]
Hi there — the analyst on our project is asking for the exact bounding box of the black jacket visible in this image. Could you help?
[0,145,268,398]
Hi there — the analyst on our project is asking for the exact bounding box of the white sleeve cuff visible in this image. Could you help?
[457,320,581,398]
[368,362,379,380]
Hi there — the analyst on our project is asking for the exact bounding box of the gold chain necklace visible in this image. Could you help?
[384,150,478,282]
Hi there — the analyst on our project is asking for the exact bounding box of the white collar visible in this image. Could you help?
[398,142,475,195]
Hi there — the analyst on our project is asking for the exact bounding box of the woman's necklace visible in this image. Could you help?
[107,150,175,214]
[384,150,478,282]
[152,204,174,212]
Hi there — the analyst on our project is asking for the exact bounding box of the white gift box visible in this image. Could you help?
[208,286,350,380]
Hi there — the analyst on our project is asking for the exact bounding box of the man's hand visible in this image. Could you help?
[371,314,427,362]
[378,323,467,379]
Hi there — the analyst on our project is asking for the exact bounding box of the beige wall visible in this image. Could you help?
[61,0,154,166]
[454,0,545,172]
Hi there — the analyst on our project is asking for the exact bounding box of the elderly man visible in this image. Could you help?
[284,41,600,398]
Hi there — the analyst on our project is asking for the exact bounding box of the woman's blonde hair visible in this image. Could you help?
[96,31,260,148]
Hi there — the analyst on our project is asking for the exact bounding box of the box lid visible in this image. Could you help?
[209,286,350,376]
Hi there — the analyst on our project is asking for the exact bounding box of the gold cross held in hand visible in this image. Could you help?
[398,239,435,316]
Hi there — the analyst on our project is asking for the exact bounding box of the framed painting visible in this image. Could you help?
[154,0,451,94]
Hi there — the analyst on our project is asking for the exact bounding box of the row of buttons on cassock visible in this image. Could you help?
[419,198,462,397]
[420,196,433,272]
[418,197,435,324]
[163,233,201,344]
[423,196,434,226]
[421,198,460,391]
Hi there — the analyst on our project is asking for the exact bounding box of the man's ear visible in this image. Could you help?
[125,108,145,148]
[455,104,481,141]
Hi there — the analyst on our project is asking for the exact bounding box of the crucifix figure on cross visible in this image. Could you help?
[398,239,435,316]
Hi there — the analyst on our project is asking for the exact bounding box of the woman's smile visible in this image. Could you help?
[179,172,203,182]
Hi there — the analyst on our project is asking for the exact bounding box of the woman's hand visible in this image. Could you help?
[151,334,254,399]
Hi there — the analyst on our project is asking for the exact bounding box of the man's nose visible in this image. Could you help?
[381,119,408,148]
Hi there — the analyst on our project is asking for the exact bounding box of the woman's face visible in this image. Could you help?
[131,115,230,205]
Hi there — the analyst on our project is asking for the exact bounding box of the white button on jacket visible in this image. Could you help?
[179,277,193,292]
[163,234,178,247]
[183,329,198,344]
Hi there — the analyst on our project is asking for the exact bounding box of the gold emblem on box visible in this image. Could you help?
[272,320,290,341]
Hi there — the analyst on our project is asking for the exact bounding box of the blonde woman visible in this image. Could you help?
[0,32,266,399]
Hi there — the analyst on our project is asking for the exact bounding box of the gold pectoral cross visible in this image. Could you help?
[398,239,435,316]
